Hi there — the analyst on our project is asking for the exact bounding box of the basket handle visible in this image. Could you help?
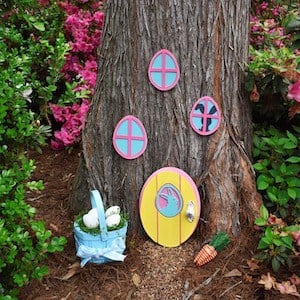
[90,190,108,240]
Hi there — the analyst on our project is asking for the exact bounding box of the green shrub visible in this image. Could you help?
[253,125,300,220]
[248,0,300,125]
[0,1,69,297]
[0,159,66,298]
[0,40,52,160]
[253,126,300,272]
[1,0,70,122]
[254,205,299,272]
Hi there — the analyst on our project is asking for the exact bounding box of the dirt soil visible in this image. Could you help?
[19,146,298,300]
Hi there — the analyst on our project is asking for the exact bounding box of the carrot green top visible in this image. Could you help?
[209,232,230,252]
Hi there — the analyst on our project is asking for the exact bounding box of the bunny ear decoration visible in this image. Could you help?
[139,167,201,248]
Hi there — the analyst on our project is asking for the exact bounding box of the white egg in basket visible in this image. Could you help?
[83,213,99,229]
[106,214,121,228]
[105,206,120,218]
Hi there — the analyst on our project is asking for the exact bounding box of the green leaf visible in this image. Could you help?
[286,177,300,188]
[260,205,269,220]
[266,191,278,202]
[281,236,293,250]
[257,175,269,190]
[286,156,300,163]
[287,188,297,200]
[286,131,297,144]
[255,217,267,226]
[292,125,300,134]
[48,236,66,252]
[253,148,260,157]
[275,176,284,183]
[280,163,287,174]
[271,257,281,272]
[278,190,289,206]
[283,225,300,232]
[33,22,45,31]
[269,169,280,178]
[273,238,283,247]
[265,227,273,240]
[32,265,49,280]
[257,239,269,250]
[253,162,265,171]
[283,141,297,149]
[286,164,300,176]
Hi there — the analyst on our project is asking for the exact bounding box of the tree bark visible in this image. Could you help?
[71,0,262,237]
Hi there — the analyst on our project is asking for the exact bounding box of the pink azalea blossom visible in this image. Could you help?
[259,2,268,10]
[50,139,65,151]
[287,81,300,103]
[58,2,79,15]
[50,100,90,149]
[50,1,103,149]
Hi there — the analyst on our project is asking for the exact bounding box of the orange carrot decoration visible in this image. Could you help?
[194,232,230,267]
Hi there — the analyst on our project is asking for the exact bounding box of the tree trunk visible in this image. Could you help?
[71,0,262,237]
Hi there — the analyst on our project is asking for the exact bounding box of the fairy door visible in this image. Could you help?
[139,167,201,247]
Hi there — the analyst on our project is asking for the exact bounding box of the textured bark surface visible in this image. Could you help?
[71,0,262,237]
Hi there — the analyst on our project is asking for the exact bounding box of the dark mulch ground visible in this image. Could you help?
[19,146,298,300]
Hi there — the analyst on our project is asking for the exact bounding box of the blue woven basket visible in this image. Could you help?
[74,190,128,266]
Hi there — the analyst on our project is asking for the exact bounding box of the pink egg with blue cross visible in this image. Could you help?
[190,96,221,136]
[148,49,180,91]
[113,115,147,160]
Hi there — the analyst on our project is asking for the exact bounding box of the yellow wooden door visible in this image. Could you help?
[139,167,201,247]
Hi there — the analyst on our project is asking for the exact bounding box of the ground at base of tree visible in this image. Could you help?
[19,147,297,300]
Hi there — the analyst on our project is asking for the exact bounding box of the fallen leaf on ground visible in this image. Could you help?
[61,262,81,280]
[274,281,300,297]
[290,274,300,286]
[247,258,260,271]
[243,274,253,283]
[223,269,242,278]
[50,223,59,232]
[258,273,276,290]
[132,273,141,287]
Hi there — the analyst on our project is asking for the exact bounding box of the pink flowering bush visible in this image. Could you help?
[250,1,289,48]
[59,2,104,93]
[250,1,300,278]
[247,0,300,124]
[50,1,104,149]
